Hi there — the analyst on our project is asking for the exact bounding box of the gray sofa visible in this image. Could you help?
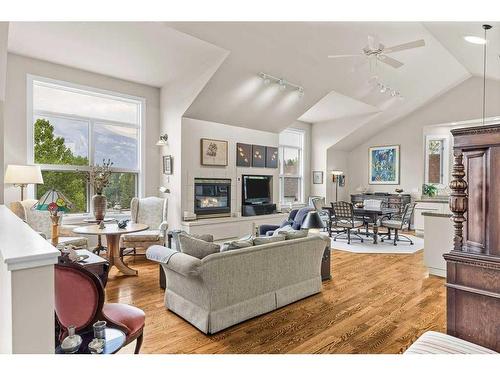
[146,235,329,334]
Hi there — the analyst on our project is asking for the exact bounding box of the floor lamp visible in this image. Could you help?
[4,165,44,200]
[331,170,344,202]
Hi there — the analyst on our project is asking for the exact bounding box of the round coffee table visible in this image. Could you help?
[56,327,126,354]
[73,223,148,276]
[83,218,116,255]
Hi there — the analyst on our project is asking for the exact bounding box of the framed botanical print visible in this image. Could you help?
[236,143,252,167]
[312,171,323,184]
[163,155,173,175]
[200,138,228,166]
[368,145,400,185]
[252,145,266,168]
[265,146,278,168]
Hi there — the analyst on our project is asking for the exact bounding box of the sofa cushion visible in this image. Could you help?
[172,231,213,251]
[275,225,309,240]
[253,235,286,246]
[102,303,145,337]
[292,207,312,230]
[272,224,292,236]
[220,235,254,252]
[178,233,220,259]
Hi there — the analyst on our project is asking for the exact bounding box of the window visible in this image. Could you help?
[29,76,144,214]
[424,135,449,188]
[279,129,304,204]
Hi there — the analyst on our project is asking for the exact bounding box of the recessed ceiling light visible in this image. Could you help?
[464,36,487,45]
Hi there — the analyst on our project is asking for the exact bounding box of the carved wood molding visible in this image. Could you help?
[444,252,500,270]
[448,151,468,252]
[451,123,500,136]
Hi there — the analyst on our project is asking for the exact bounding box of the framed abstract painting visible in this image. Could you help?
[200,138,228,166]
[368,145,400,185]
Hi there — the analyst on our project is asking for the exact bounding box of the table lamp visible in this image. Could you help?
[35,189,73,246]
[302,211,326,234]
[331,170,344,202]
[4,165,44,200]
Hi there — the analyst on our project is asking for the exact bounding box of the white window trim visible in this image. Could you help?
[424,134,450,189]
[26,74,146,214]
[279,128,305,205]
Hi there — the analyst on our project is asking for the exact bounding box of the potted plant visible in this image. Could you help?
[422,183,438,198]
[86,159,113,220]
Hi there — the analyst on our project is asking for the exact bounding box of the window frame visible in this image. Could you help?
[279,128,305,205]
[26,74,146,215]
[424,134,449,189]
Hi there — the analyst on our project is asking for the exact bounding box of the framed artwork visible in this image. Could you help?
[252,145,266,168]
[368,145,400,185]
[163,155,173,175]
[312,171,323,184]
[200,138,228,166]
[236,143,252,167]
[338,175,346,187]
[265,146,278,168]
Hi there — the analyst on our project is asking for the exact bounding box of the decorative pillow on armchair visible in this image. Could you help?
[178,233,220,259]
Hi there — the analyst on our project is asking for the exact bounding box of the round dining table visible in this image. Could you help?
[73,223,148,276]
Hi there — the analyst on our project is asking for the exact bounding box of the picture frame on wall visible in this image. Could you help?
[368,145,400,185]
[236,143,252,167]
[200,138,228,166]
[312,171,323,184]
[252,145,266,168]
[163,155,173,175]
[265,146,278,168]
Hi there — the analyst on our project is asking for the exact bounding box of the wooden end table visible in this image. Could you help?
[73,223,148,276]
[83,218,116,255]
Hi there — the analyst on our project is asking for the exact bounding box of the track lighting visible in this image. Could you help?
[258,72,304,98]
[374,78,402,99]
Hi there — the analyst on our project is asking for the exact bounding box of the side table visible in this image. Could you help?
[56,327,125,354]
[83,218,116,255]
[59,249,110,286]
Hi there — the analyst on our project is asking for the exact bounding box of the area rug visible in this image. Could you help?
[329,233,423,254]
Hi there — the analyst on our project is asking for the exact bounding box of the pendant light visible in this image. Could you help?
[481,24,492,125]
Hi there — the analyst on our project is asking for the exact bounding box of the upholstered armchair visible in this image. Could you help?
[120,196,168,257]
[258,206,312,236]
[9,199,88,250]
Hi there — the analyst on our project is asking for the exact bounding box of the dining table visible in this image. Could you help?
[322,206,399,244]
[73,223,148,276]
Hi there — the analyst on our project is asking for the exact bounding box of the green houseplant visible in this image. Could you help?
[422,183,438,198]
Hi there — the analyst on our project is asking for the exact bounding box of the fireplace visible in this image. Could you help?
[194,178,231,218]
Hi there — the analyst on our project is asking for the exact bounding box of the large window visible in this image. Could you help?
[279,129,304,205]
[29,77,144,214]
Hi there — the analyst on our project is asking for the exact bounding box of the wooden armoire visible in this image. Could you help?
[445,124,500,351]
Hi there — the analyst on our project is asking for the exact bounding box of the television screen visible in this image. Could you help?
[243,175,271,203]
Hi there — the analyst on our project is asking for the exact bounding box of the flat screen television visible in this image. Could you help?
[242,175,272,204]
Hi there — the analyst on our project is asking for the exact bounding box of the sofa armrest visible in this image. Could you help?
[146,245,201,277]
[259,224,280,236]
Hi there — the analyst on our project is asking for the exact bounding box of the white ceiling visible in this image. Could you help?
[7,22,226,88]
[424,22,500,81]
[298,91,379,123]
[169,22,469,133]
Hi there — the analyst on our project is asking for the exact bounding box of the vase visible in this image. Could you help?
[92,194,107,221]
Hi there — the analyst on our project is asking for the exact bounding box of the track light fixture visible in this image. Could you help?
[259,72,304,97]
[375,80,403,99]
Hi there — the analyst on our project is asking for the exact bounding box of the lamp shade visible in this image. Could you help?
[4,165,44,184]
[35,189,73,214]
[302,211,325,230]
[330,170,344,176]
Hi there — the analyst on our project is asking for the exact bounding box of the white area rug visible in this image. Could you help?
[330,233,423,254]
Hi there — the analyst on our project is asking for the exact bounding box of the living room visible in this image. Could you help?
[0,0,499,371]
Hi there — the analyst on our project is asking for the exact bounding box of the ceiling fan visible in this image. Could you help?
[328,35,425,69]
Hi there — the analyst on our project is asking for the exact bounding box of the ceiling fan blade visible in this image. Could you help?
[384,39,425,53]
[327,54,364,58]
[378,55,404,68]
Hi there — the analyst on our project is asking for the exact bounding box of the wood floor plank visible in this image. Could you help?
[105,246,446,353]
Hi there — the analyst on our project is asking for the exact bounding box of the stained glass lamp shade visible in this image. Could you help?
[35,189,73,215]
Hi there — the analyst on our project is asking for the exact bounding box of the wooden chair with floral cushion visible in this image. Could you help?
[9,199,88,250]
[120,197,168,258]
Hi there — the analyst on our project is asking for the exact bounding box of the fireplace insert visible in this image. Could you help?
[194,178,231,218]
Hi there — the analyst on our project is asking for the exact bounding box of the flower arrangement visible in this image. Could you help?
[86,159,113,195]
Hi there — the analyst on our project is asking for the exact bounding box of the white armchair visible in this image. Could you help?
[120,197,168,257]
[9,199,88,250]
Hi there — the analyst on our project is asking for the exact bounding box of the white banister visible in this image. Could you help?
[0,205,59,353]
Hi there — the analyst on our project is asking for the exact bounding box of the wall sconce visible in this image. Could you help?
[156,133,168,146]
[330,170,344,202]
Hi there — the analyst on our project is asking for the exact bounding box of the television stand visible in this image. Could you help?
[242,203,276,216]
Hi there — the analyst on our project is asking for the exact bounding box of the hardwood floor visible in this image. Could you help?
[105,249,446,354]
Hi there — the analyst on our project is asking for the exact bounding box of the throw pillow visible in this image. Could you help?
[272,224,292,237]
[220,234,254,252]
[178,233,220,259]
[172,230,214,251]
[253,235,286,246]
[276,227,309,240]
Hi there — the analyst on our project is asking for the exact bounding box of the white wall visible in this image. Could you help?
[0,23,9,204]
[346,77,500,195]
[3,53,161,205]
[181,117,280,216]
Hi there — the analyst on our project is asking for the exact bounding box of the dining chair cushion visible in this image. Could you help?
[178,233,220,259]
[102,303,145,337]
[381,220,402,229]
[336,220,364,228]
